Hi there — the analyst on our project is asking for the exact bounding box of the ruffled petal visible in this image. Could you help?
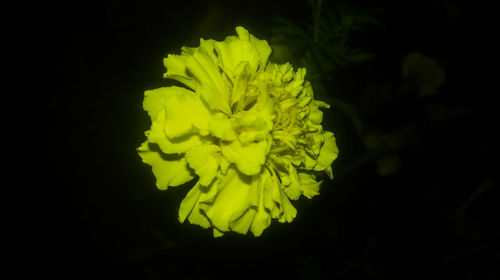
[186,43,226,93]
[143,86,190,121]
[231,93,276,143]
[251,209,271,237]
[204,167,255,232]
[187,205,212,229]
[229,208,256,235]
[300,149,317,169]
[265,62,294,85]
[213,228,225,237]
[248,34,272,70]
[137,142,194,190]
[314,131,339,175]
[147,109,202,154]
[249,172,272,236]
[308,105,324,125]
[283,164,302,200]
[262,168,283,215]
[184,184,218,229]
[186,51,232,115]
[227,61,252,108]
[185,144,220,186]
[162,89,211,138]
[285,67,307,97]
[165,38,232,115]
[298,172,321,199]
[198,84,232,115]
[178,183,202,223]
[207,112,238,141]
[278,189,297,223]
[214,27,269,75]
[220,139,268,176]
[163,55,199,91]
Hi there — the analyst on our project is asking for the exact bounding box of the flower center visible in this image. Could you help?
[254,71,310,155]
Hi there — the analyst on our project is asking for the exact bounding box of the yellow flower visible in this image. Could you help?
[402,52,446,97]
[138,26,338,237]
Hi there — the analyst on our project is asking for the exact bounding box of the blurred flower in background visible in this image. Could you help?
[402,52,446,97]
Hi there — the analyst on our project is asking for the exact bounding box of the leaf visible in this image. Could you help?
[348,48,375,63]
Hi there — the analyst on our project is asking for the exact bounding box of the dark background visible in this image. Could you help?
[15,0,498,279]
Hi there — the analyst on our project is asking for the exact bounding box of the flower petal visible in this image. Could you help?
[147,109,202,154]
[161,90,211,138]
[198,85,232,115]
[213,228,225,237]
[283,164,302,200]
[232,93,275,143]
[285,67,306,97]
[228,61,252,108]
[137,142,194,190]
[220,139,268,176]
[249,173,272,236]
[298,172,321,199]
[178,183,202,223]
[207,112,238,141]
[263,169,283,214]
[278,190,297,223]
[187,206,212,229]
[314,131,339,173]
[185,144,220,186]
[187,45,228,94]
[229,208,256,235]
[248,34,272,70]
[143,86,189,121]
[251,209,271,237]
[184,184,215,229]
[308,105,324,125]
[265,62,294,84]
[204,167,255,232]
[300,149,317,169]
[186,49,232,114]
[163,54,199,91]
[214,27,266,74]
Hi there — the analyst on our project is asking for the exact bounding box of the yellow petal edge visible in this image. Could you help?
[137,26,339,237]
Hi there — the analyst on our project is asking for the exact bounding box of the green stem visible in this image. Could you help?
[313,0,323,43]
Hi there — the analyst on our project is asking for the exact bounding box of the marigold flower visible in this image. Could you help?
[138,26,339,237]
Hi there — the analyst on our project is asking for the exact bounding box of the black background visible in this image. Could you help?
[14,0,498,279]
